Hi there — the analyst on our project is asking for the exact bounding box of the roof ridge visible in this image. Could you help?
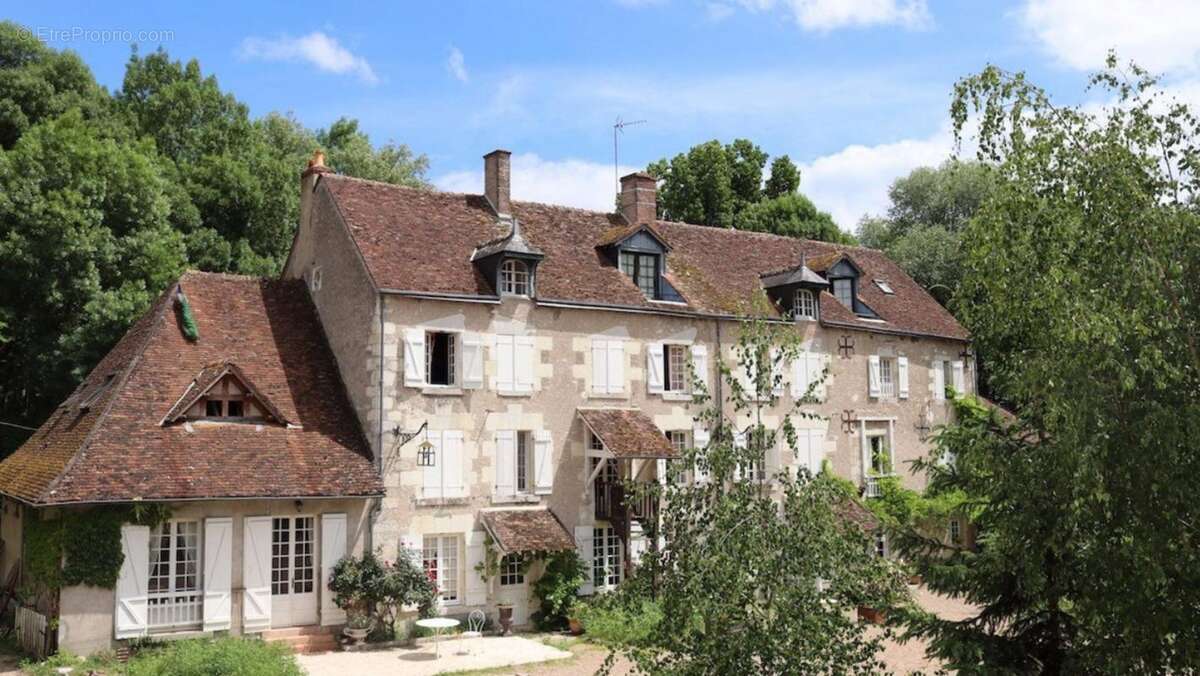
[38,281,180,502]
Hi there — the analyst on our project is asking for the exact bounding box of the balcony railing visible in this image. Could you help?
[863,477,883,499]
[595,481,657,522]
[147,593,202,630]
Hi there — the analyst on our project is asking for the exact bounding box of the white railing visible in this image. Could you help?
[147,593,202,630]
[15,606,48,658]
[863,477,883,498]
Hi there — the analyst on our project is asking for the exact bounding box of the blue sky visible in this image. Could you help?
[10,1,1200,230]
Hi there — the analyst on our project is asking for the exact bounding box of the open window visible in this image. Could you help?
[425,331,457,386]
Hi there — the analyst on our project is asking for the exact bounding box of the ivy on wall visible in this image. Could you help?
[23,504,172,591]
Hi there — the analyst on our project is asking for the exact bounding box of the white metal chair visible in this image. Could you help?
[460,609,486,654]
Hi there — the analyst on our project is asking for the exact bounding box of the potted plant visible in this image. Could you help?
[497,603,514,635]
[344,612,373,645]
[566,600,583,635]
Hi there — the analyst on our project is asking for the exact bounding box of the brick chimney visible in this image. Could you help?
[483,149,512,217]
[619,172,657,225]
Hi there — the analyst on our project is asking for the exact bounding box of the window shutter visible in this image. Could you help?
[403,328,425,387]
[515,336,536,392]
[461,333,485,389]
[242,516,272,633]
[932,360,945,401]
[897,356,910,399]
[442,431,465,498]
[202,517,233,632]
[690,344,708,394]
[791,352,809,399]
[868,355,882,398]
[591,339,608,394]
[808,429,825,476]
[115,524,150,639]
[423,430,443,498]
[692,424,711,484]
[656,458,668,486]
[534,429,554,495]
[810,353,827,400]
[495,335,515,391]
[646,342,665,394]
[952,360,966,394]
[464,530,489,606]
[733,430,747,481]
[574,526,595,596]
[771,348,785,395]
[320,513,348,626]
[494,430,516,498]
[606,341,625,394]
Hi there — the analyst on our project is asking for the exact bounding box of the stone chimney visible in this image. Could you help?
[619,172,658,225]
[484,149,512,217]
[299,149,333,238]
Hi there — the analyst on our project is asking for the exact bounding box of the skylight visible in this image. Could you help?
[874,279,895,295]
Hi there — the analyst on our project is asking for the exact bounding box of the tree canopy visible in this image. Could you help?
[0,22,427,453]
[647,138,852,243]
[892,57,1200,674]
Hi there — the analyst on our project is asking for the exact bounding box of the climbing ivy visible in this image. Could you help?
[22,504,172,591]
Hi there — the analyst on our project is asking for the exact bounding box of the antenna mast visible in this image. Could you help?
[613,116,647,194]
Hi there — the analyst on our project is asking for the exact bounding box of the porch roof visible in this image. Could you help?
[577,408,678,459]
[479,507,574,554]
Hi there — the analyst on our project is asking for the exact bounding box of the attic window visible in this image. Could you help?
[832,278,854,309]
[500,259,530,297]
[794,289,817,320]
[203,378,249,419]
[874,279,894,295]
[619,252,659,299]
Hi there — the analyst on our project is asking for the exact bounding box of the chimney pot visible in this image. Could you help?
[619,171,658,225]
[484,149,512,217]
[301,149,332,178]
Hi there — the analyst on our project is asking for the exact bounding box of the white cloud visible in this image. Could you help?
[436,153,637,213]
[446,46,468,83]
[706,2,736,21]
[1020,0,1200,73]
[798,126,955,229]
[720,0,931,31]
[239,32,378,84]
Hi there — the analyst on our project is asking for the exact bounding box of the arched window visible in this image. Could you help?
[794,289,817,320]
[500,259,530,296]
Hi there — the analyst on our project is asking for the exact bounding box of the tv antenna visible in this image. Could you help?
[613,116,647,193]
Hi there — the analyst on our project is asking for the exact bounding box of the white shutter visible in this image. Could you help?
[591,339,608,395]
[443,431,465,498]
[810,353,827,400]
[494,430,516,498]
[808,429,825,476]
[202,517,232,632]
[606,340,625,394]
[464,531,488,606]
[656,458,668,486]
[898,356,910,399]
[733,430,748,481]
[690,344,708,394]
[952,360,966,394]
[771,348,785,395]
[496,335,515,392]
[115,524,149,639]
[404,328,426,387]
[515,336,536,392]
[423,430,444,498]
[932,360,945,401]
[242,516,272,633]
[534,429,554,495]
[574,526,595,595]
[693,424,711,483]
[647,342,665,394]
[462,333,484,389]
[320,513,348,626]
[791,352,809,399]
[868,355,882,398]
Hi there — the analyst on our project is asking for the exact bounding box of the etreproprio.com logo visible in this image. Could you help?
[19,25,175,44]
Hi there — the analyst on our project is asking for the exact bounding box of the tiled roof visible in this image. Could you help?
[319,176,968,341]
[0,272,382,505]
[577,408,678,459]
[835,497,880,534]
[479,507,574,554]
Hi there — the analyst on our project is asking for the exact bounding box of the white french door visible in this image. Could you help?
[270,516,318,627]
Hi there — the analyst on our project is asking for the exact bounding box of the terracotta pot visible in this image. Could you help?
[857,605,885,625]
[568,617,583,635]
[498,604,514,636]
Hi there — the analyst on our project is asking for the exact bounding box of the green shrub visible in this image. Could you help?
[531,550,587,630]
[575,595,663,647]
[127,638,302,676]
[329,552,436,639]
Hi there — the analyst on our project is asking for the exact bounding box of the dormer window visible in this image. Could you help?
[619,252,659,298]
[162,361,289,427]
[832,278,854,309]
[794,289,817,320]
[202,377,250,419]
[500,259,530,296]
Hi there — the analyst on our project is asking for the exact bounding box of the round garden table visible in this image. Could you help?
[414,617,460,658]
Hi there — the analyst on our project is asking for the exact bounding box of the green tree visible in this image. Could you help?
[893,58,1200,673]
[608,315,905,674]
[737,192,853,244]
[764,154,800,198]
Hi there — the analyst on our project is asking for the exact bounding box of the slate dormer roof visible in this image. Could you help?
[316,175,968,341]
[471,217,545,261]
[759,261,832,289]
[0,271,382,505]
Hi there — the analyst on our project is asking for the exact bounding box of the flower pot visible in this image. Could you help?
[497,604,514,636]
[343,626,370,645]
[568,617,583,635]
[857,605,885,625]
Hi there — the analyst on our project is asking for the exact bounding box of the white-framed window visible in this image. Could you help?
[665,344,688,392]
[422,535,461,604]
[735,429,769,482]
[619,252,659,299]
[516,431,531,494]
[499,554,525,586]
[794,289,817,320]
[873,531,888,558]
[665,430,689,455]
[879,358,896,398]
[832,278,853,308]
[147,520,201,630]
[500,259,530,297]
[868,431,892,476]
[425,331,457,386]
[592,526,622,590]
[949,519,962,545]
[590,432,606,454]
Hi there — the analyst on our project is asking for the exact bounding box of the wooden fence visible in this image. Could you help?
[15,606,48,659]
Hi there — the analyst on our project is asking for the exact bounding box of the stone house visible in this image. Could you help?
[0,147,973,654]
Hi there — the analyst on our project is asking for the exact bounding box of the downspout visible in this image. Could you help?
[367,293,385,554]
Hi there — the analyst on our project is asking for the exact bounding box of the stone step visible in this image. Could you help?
[261,625,342,655]
[261,624,338,639]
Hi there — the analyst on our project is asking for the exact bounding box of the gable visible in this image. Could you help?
[162,363,288,426]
